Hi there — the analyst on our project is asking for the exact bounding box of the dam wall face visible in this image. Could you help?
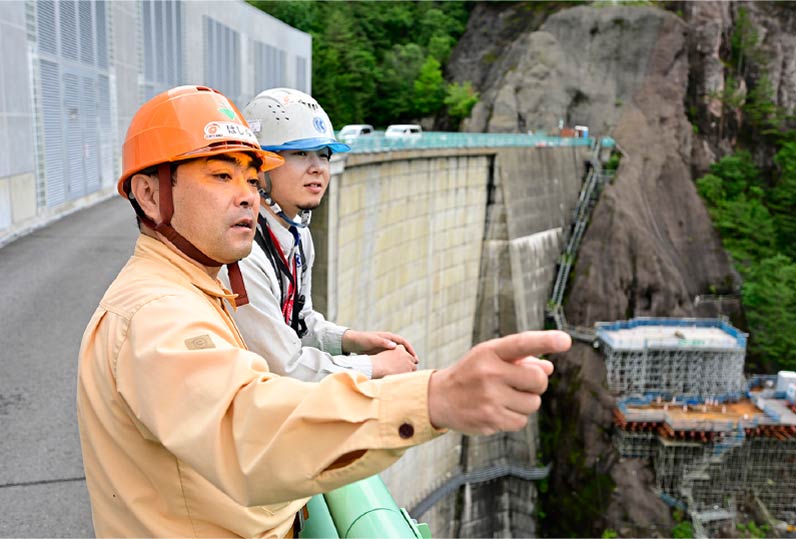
[311,144,588,536]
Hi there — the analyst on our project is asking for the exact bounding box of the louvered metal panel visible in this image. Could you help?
[141,0,181,92]
[203,16,213,87]
[174,1,182,82]
[203,16,240,101]
[254,41,264,91]
[95,0,107,68]
[164,1,175,83]
[63,72,84,199]
[155,0,165,83]
[296,56,307,92]
[78,0,94,65]
[267,44,275,87]
[231,27,240,99]
[39,60,65,207]
[276,48,285,87]
[254,41,287,92]
[82,76,99,193]
[37,0,57,55]
[59,1,78,60]
[97,74,113,187]
[143,1,154,80]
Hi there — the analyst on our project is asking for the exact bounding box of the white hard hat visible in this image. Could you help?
[243,88,350,154]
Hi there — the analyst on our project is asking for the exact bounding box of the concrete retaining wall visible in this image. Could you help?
[313,144,589,535]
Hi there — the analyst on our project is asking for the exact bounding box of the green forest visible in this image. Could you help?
[249,0,478,129]
[697,146,796,372]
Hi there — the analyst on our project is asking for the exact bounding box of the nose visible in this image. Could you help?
[307,152,324,173]
[236,174,257,208]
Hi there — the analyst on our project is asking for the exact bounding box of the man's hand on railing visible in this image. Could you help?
[427,330,571,436]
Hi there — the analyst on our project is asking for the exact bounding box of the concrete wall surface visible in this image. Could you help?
[314,144,589,535]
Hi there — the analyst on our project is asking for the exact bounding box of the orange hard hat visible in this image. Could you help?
[117,85,284,197]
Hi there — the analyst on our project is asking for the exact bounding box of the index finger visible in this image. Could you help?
[490,330,571,362]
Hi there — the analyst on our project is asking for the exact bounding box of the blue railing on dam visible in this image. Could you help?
[342,131,615,153]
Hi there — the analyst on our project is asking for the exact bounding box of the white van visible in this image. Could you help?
[338,124,374,142]
[384,124,422,139]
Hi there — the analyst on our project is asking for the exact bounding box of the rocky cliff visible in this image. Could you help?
[447,2,796,536]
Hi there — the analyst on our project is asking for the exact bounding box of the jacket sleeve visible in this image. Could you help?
[223,242,373,381]
[114,290,441,507]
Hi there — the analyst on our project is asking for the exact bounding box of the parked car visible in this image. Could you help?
[338,124,375,142]
[384,124,422,138]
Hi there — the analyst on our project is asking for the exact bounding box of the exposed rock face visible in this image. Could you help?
[683,1,796,175]
[454,4,740,319]
[566,9,739,327]
[448,3,755,536]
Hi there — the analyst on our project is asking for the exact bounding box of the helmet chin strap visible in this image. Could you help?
[259,173,311,228]
[133,164,250,306]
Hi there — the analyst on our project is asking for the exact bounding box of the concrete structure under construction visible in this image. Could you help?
[604,318,796,537]
[597,318,747,398]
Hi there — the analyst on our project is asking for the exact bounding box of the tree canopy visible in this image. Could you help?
[697,147,796,371]
[248,0,477,129]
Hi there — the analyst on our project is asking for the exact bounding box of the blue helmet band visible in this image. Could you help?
[260,137,351,154]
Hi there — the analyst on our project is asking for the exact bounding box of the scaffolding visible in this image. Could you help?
[614,429,657,459]
[597,318,746,397]
[605,321,796,536]
[615,418,796,531]
[613,392,796,535]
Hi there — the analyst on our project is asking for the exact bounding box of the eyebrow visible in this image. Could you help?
[205,155,256,170]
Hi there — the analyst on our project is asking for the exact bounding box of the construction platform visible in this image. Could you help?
[596,318,747,397]
[600,318,796,535]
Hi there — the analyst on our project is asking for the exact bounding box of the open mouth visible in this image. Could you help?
[233,218,253,230]
[305,182,323,190]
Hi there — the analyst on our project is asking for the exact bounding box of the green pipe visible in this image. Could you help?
[299,494,339,538]
[323,475,430,538]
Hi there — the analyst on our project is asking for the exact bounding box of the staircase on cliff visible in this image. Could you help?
[547,140,613,341]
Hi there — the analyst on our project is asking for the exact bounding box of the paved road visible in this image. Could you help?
[0,197,138,537]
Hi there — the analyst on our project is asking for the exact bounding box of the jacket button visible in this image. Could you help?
[398,422,414,439]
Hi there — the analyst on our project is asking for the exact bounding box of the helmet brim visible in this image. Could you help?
[117,142,284,198]
[260,137,351,154]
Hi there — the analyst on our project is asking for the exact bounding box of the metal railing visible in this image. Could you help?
[342,131,613,154]
[301,475,430,538]
[408,463,551,519]
[547,142,611,342]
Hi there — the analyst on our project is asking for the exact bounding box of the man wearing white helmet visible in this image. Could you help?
[222,88,418,381]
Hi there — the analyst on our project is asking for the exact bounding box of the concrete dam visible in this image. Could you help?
[312,142,591,536]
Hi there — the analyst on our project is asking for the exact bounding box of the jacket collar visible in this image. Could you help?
[134,234,238,302]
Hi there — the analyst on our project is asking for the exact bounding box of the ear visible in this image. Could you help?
[130,173,160,223]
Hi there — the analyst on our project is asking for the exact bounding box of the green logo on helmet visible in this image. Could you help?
[219,107,236,120]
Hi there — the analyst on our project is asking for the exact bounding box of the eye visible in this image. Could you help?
[247,177,260,187]
[214,172,232,181]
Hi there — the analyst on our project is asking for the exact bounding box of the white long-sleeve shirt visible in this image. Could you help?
[220,209,373,381]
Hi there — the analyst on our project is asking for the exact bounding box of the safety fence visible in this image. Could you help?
[343,131,615,154]
[301,475,430,538]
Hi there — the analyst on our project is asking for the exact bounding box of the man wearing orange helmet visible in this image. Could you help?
[76,85,571,537]
[221,88,418,382]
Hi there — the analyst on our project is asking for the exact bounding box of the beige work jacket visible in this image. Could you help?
[77,235,440,537]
